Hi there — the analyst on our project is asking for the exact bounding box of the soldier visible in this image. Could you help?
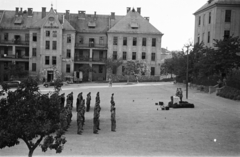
[76,92,82,112]
[93,105,99,134]
[81,99,86,126]
[111,105,116,132]
[77,106,83,135]
[176,88,183,102]
[86,92,91,112]
[60,93,65,109]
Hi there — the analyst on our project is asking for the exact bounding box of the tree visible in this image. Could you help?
[161,58,174,78]
[0,77,66,157]
[103,57,123,79]
[5,63,29,80]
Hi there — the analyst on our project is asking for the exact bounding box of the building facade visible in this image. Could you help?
[0,7,163,82]
[194,0,240,47]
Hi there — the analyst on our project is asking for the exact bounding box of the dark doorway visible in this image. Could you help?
[47,71,54,82]
[89,38,95,47]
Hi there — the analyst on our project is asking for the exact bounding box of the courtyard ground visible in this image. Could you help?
[0,82,239,156]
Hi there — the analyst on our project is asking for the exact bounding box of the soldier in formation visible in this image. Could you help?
[76,92,83,112]
[93,92,101,134]
[110,93,116,132]
[60,93,65,109]
[86,92,91,112]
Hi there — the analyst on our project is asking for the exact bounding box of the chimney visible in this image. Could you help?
[65,10,70,21]
[15,7,19,16]
[28,8,33,17]
[111,12,115,20]
[19,8,23,16]
[127,7,131,14]
[94,11,97,20]
[145,17,149,22]
[78,11,85,19]
[137,8,141,14]
[42,7,46,18]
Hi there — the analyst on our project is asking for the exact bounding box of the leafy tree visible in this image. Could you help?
[5,63,29,80]
[161,58,174,78]
[0,77,66,157]
[103,57,123,79]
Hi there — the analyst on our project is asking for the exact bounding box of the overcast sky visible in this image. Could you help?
[0,0,207,51]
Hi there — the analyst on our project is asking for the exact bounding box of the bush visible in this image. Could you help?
[217,86,240,101]
[227,71,240,90]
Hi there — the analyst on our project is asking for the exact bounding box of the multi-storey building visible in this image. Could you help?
[0,6,163,82]
[194,0,240,47]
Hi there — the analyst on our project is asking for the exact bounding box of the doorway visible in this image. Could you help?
[89,38,95,47]
[47,71,54,82]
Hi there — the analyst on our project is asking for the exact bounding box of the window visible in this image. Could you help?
[99,65,103,73]
[132,52,136,60]
[198,16,201,26]
[99,37,104,45]
[151,67,155,76]
[152,38,156,47]
[79,37,84,44]
[52,41,57,50]
[67,34,71,43]
[225,10,231,22]
[209,12,211,24]
[122,66,125,73]
[45,56,49,65]
[113,37,118,45]
[99,51,104,60]
[46,30,50,37]
[197,35,200,43]
[52,56,57,65]
[202,33,205,43]
[123,37,127,46]
[67,49,71,58]
[224,30,230,39]
[32,63,36,71]
[142,52,146,60]
[53,31,57,37]
[203,14,205,26]
[66,64,70,73]
[142,38,146,46]
[112,67,117,74]
[151,53,156,61]
[133,37,137,46]
[33,33,37,42]
[25,34,29,42]
[45,41,50,50]
[113,51,117,60]
[4,33,8,41]
[32,48,37,57]
[123,51,127,60]
[208,31,210,43]
[25,63,29,71]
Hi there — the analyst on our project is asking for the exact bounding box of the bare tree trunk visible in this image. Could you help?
[28,148,34,157]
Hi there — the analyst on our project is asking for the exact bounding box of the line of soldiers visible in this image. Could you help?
[60,92,73,131]
[93,92,101,134]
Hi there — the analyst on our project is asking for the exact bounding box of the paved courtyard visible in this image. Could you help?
[1,82,240,156]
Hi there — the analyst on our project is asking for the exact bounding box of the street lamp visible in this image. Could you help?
[183,43,193,99]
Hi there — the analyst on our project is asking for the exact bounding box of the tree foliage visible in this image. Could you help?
[5,63,29,80]
[0,77,66,157]
[103,57,123,78]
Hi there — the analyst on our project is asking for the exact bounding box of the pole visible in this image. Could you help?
[186,47,189,99]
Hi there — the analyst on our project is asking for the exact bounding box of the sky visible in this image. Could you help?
[0,0,207,51]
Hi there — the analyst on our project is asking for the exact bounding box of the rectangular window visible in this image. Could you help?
[224,30,230,39]
[113,51,117,60]
[142,52,146,60]
[142,38,146,46]
[113,37,118,45]
[198,16,201,26]
[132,52,136,60]
[25,48,29,56]
[99,65,103,73]
[33,33,37,42]
[123,37,127,46]
[112,67,117,75]
[151,53,156,61]
[99,51,104,60]
[133,37,137,46]
[25,34,29,42]
[208,32,210,43]
[53,31,57,37]
[209,12,211,24]
[152,38,156,47]
[32,48,37,57]
[67,49,71,58]
[45,56,49,65]
[32,63,36,71]
[45,41,50,50]
[67,34,71,43]
[79,36,84,44]
[52,41,57,50]
[151,67,155,76]
[123,51,127,60]
[225,10,231,22]
[198,36,200,43]
[99,37,104,45]
[52,56,57,65]
[203,14,205,26]
[66,64,70,73]
[122,66,125,73]
[25,62,29,71]
[4,33,8,41]
[46,30,50,37]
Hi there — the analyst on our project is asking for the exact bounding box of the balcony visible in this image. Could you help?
[0,54,29,61]
[0,40,29,46]
[75,43,108,49]
[74,56,106,63]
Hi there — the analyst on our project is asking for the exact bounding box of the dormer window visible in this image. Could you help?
[88,21,96,28]
[14,17,23,25]
[131,23,138,29]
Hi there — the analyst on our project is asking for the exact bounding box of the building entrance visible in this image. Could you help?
[47,71,54,82]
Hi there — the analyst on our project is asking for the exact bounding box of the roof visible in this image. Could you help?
[108,8,163,35]
[194,0,240,15]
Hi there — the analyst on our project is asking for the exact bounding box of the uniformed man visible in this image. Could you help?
[111,106,116,132]
[77,106,83,135]
[86,92,91,112]
[81,99,86,126]
[76,92,82,112]
[60,93,65,109]
[93,105,99,134]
